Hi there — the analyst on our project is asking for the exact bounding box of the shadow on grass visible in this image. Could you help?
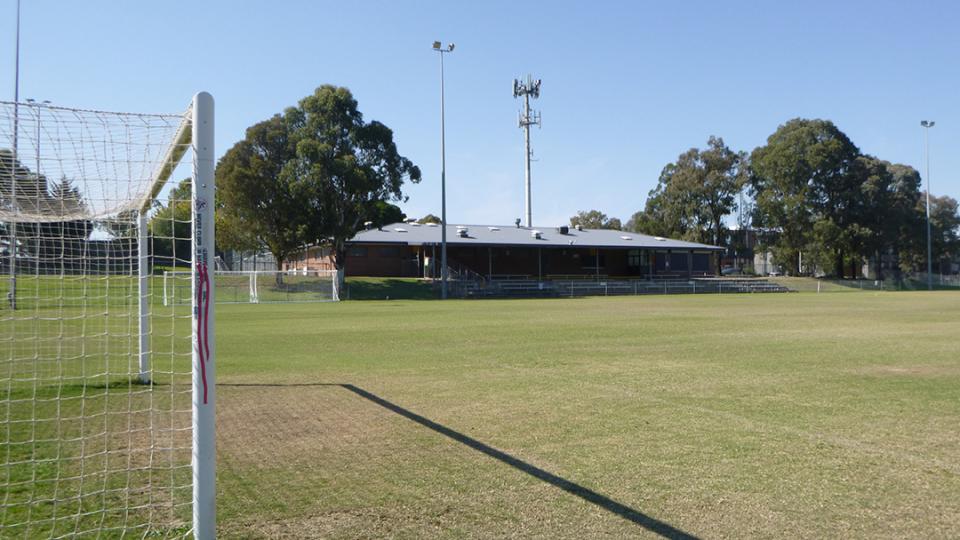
[220,382,699,539]
[4,377,163,400]
[346,278,438,300]
[263,279,332,295]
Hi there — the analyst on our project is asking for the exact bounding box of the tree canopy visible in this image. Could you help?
[1,150,91,266]
[570,210,622,230]
[749,119,861,275]
[746,118,959,278]
[216,113,307,270]
[628,137,745,245]
[216,85,421,284]
[149,178,192,267]
[369,201,406,229]
[286,85,420,268]
[416,214,441,225]
[623,120,959,279]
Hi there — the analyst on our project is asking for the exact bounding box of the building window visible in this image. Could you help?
[627,249,640,268]
[347,246,368,257]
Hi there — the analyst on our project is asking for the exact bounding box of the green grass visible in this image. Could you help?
[4,290,960,537]
[344,277,437,300]
[211,291,960,538]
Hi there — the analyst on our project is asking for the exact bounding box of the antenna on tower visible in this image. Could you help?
[513,74,541,228]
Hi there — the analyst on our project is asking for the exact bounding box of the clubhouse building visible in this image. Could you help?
[285,222,723,280]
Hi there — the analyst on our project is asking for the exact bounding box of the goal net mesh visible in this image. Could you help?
[164,270,336,305]
[1,100,196,537]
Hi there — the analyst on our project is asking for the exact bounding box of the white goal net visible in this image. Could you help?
[1,94,215,538]
[163,269,337,305]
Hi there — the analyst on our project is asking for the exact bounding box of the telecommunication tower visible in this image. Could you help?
[513,75,541,228]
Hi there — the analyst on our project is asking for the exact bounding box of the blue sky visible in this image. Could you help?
[2,0,957,227]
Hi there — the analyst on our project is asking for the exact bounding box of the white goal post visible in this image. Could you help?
[1,93,215,538]
[163,269,338,305]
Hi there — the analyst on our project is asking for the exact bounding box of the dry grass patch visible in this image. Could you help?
[857,365,960,377]
[216,384,404,467]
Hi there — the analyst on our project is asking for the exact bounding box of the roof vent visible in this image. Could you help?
[394,227,407,233]
[364,221,374,230]
[426,222,439,227]
[575,224,583,231]
[531,230,542,239]
[654,236,666,241]
[457,228,469,238]
[488,226,500,231]
[405,218,417,223]
[515,218,521,228]
[411,222,421,227]
[620,235,632,240]
[558,225,569,235]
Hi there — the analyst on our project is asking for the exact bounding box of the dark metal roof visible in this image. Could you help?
[349,223,723,251]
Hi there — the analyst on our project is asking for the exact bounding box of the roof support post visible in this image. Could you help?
[595,249,600,281]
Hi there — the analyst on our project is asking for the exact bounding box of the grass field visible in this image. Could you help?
[208,291,960,538]
[3,289,958,538]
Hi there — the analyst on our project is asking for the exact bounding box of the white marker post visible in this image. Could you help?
[138,211,150,383]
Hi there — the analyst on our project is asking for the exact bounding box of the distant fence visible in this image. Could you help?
[911,273,960,288]
[448,277,790,298]
[220,250,278,272]
[767,276,959,293]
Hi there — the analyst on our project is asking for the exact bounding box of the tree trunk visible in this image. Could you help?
[892,245,902,284]
[274,255,285,286]
[833,250,844,279]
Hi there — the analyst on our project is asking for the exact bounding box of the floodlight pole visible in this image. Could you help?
[921,120,935,290]
[9,0,21,310]
[26,98,50,176]
[433,41,454,299]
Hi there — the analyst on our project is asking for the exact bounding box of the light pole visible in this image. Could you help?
[26,99,50,180]
[921,120,935,290]
[9,0,22,310]
[433,41,454,299]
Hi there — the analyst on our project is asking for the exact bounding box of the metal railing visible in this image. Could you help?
[453,277,791,298]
